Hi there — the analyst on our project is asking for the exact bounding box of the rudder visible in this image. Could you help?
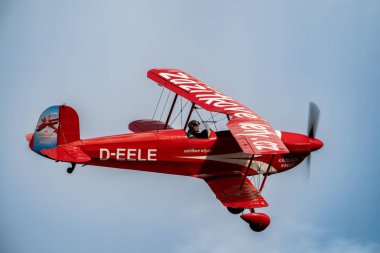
[31,105,80,154]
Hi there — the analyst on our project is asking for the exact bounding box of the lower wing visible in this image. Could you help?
[205,175,268,209]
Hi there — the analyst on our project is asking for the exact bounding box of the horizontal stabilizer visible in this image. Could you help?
[205,175,268,209]
[129,119,173,132]
[41,145,91,163]
[26,133,33,142]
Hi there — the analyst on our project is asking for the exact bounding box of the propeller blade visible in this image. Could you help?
[301,156,311,183]
[305,155,311,182]
[304,102,321,183]
[308,102,320,138]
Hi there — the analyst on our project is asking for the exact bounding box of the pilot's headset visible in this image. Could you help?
[188,120,200,131]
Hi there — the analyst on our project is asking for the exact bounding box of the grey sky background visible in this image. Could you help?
[1,0,380,252]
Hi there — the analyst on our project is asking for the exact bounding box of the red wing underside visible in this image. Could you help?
[205,176,268,209]
[148,68,289,155]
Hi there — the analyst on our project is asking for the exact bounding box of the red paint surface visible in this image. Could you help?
[241,213,271,227]
[27,69,324,232]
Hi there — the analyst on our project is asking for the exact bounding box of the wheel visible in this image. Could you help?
[227,207,244,214]
[240,212,270,232]
[66,162,76,174]
[249,222,267,232]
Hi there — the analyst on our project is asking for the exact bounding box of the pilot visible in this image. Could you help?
[187,120,210,139]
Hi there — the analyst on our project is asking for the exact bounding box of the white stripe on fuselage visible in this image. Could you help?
[177,152,278,174]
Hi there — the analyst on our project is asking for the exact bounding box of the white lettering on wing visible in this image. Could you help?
[157,71,285,152]
[171,79,198,85]
[236,122,280,151]
[238,123,273,138]
[158,71,260,119]
[159,72,189,80]
[253,141,280,151]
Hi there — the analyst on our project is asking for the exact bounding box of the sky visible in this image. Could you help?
[1,0,380,252]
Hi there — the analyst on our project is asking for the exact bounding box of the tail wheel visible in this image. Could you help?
[67,163,76,174]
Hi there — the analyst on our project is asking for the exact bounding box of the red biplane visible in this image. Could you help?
[26,69,323,232]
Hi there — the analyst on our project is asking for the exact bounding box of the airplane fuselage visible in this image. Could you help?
[69,129,313,178]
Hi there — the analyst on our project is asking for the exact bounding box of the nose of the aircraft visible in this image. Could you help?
[310,138,324,151]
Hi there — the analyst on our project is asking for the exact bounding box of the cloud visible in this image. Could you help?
[176,217,380,253]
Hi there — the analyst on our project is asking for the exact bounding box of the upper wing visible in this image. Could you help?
[148,68,288,155]
[148,69,254,116]
[205,175,268,209]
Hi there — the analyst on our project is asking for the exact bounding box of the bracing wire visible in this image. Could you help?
[257,163,265,189]
[194,106,207,128]
[205,112,227,124]
[152,87,164,120]
[209,111,217,131]
[159,90,171,121]
[257,173,261,190]
[205,112,219,122]
[170,100,189,125]
[180,97,183,126]
[254,163,260,188]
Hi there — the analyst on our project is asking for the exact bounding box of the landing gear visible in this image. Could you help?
[240,211,270,232]
[249,222,267,232]
[227,207,244,214]
[67,163,76,174]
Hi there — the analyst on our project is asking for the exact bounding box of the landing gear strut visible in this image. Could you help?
[67,163,76,174]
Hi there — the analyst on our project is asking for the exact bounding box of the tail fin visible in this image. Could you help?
[29,105,80,154]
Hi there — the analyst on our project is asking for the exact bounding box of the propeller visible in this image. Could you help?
[305,102,320,180]
[307,102,320,139]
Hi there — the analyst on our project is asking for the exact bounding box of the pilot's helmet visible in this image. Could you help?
[188,120,200,130]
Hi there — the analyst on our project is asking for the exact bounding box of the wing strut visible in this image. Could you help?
[240,154,255,190]
[259,155,275,192]
[164,94,178,129]
[183,103,195,131]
